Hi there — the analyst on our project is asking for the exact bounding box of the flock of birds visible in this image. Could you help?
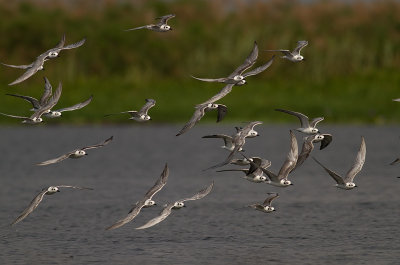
[4,13,392,231]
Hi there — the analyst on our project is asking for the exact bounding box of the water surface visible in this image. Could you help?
[0,124,399,264]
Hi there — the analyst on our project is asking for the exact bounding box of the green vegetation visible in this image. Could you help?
[0,0,399,124]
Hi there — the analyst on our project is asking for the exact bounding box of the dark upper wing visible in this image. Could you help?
[54,95,93,113]
[248,157,262,174]
[248,157,271,174]
[344,136,366,183]
[11,189,48,225]
[143,163,169,200]
[275,108,309,128]
[81,136,113,150]
[39,77,53,106]
[138,98,156,115]
[292,40,308,55]
[242,55,275,78]
[312,157,345,185]
[200,84,234,105]
[6,93,40,109]
[216,104,228,122]
[156,14,175,24]
[229,41,258,77]
[320,134,333,150]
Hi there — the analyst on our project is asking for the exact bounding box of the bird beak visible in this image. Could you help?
[290,183,294,185]
[85,154,88,156]
[170,28,173,30]
[355,185,358,187]
[183,205,187,207]
[57,190,60,192]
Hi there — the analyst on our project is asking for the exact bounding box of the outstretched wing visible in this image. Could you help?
[264,49,292,57]
[309,117,324,129]
[344,136,366,183]
[104,111,137,118]
[36,152,73,166]
[31,82,62,119]
[6,93,40,109]
[138,98,156,115]
[1,62,33,69]
[124,25,150,31]
[106,200,147,230]
[262,193,279,206]
[56,185,93,190]
[242,55,275,78]
[292,40,308,55]
[54,95,93,113]
[176,106,205,136]
[312,157,345,185]
[11,189,48,225]
[229,41,259,77]
[107,163,169,230]
[144,163,169,200]
[277,131,298,180]
[61,38,86,50]
[40,77,53,106]
[0,112,29,120]
[275,108,309,128]
[156,14,175,24]
[180,181,214,202]
[8,59,43,86]
[191,75,228,83]
[81,136,113,150]
[293,138,314,171]
[135,203,175,230]
[200,84,234,105]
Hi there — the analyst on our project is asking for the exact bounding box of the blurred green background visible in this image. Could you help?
[0,0,399,125]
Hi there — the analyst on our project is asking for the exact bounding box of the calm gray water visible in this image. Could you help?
[0,124,399,265]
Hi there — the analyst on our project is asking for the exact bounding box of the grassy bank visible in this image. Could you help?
[0,0,399,124]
